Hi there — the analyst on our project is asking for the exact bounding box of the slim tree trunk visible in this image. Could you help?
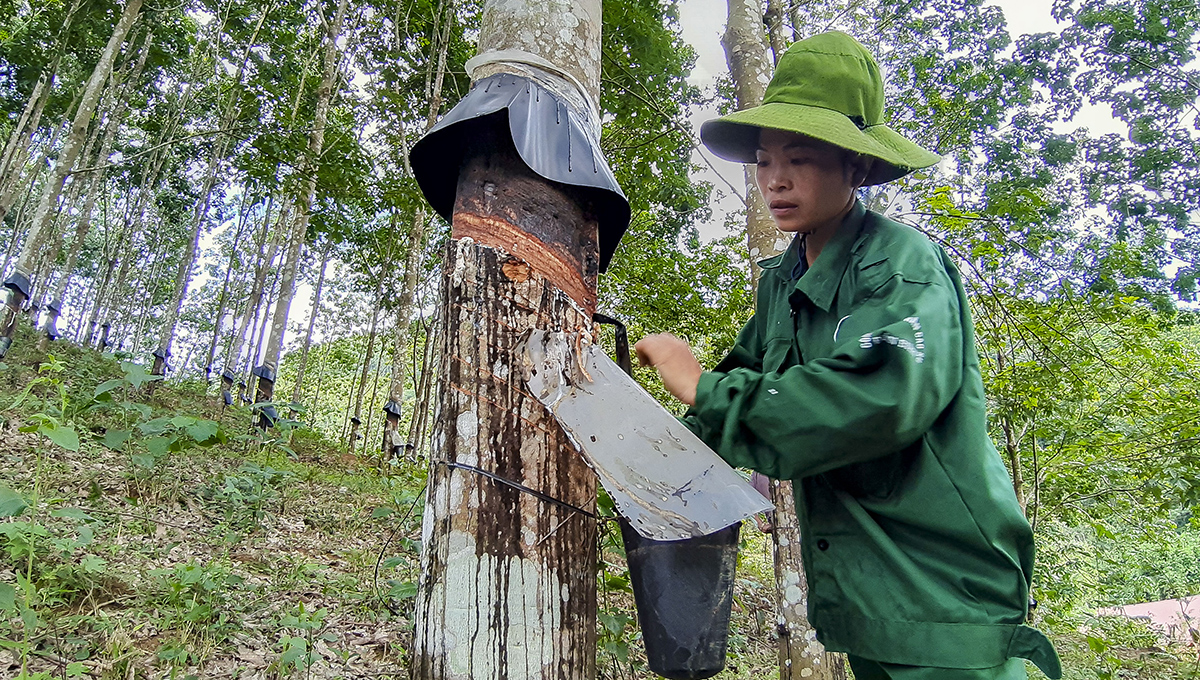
[248,265,280,379]
[412,0,607,668]
[310,339,330,424]
[723,0,844,677]
[996,353,1027,515]
[363,336,387,455]
[203,192,253,381]
[348,276,386,453]
[290,243,330,405]
[764,0,789,64]
[408,315,439,456]
[254,0,349,409]
[0,0,143,358]
[221,196,283,398]
[381,0,453,456]
[40,35,150,350]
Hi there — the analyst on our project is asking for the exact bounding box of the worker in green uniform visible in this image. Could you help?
[633,31,1062,680]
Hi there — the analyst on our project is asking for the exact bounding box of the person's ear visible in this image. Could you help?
[849,155,873,188]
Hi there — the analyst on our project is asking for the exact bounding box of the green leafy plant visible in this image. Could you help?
[148,560,247,666]
[197,462,294,530]
[271,602,328,678]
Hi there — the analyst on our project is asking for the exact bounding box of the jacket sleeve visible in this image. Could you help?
[688,273,964,480]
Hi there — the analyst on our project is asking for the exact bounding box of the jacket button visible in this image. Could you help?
[817,539,829,551]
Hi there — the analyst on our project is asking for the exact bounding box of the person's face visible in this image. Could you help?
[754,128,868,233]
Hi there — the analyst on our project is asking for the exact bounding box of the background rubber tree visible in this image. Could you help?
[0,0,144,358]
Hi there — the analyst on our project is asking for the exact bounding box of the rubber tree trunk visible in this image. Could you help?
[247,264,280,379]
[221,197,283,400]
[151,3,275,376]
[348,275,386,453]
[289,242,330,407]
[381,0,453,458]
[203,193,252,382]
[763,0,789,64]
[411,0,605,675]
[723,0,844,677]
[253,0,349,412]
[41,33,151,351]
[0,0,142,359]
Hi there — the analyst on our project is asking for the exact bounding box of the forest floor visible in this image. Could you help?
[0,327,1195,679]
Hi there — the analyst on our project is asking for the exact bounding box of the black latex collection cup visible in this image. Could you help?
[618,518,741,680]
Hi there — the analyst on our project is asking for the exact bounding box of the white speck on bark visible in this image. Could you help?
[456,411,479,440]
[785,584,803,603]
[492,358,510,380]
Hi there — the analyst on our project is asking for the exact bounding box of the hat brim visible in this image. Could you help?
[700,102,941,185]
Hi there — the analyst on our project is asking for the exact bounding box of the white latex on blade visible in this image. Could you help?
[521,329,773,540]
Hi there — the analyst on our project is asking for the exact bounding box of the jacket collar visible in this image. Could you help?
[756,199,867,312]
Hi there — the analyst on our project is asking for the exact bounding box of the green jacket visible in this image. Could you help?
[684,202,1061,677]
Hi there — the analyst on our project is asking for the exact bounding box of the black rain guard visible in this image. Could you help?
[47,299,61,315]
[152,347,169,361]
[383,399,402,418]
[410,72,631,272]
[3,273,30,298]
[252,365,276,383]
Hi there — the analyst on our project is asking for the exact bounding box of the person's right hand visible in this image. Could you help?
[633,333,702,406]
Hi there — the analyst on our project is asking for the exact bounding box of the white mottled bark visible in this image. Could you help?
[413,242,596,680]
[764,0,789,64]
[723,0,779,285]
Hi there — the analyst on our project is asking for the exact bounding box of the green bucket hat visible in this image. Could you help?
[700,31,940,185]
